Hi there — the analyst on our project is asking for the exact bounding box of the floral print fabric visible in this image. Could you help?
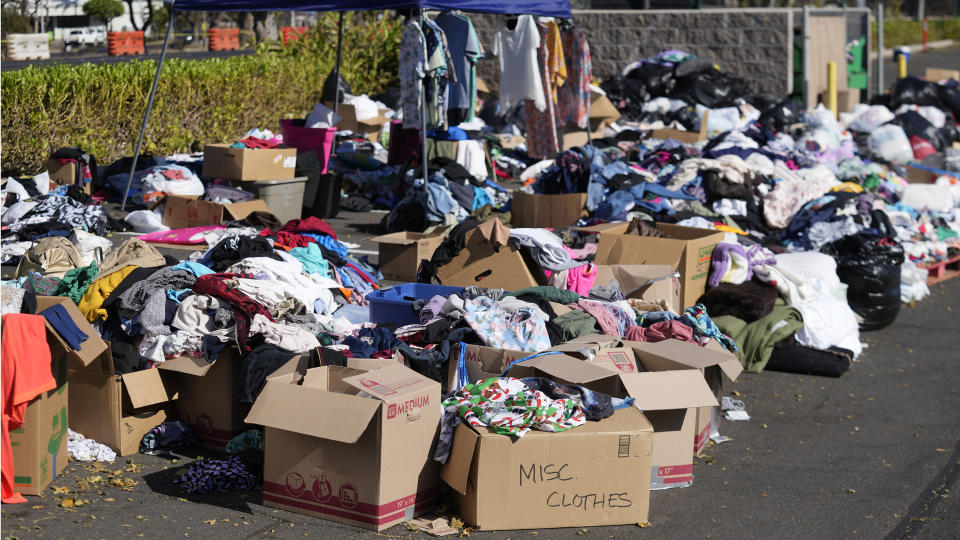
[462,296,551,352]
[442,377,587,438]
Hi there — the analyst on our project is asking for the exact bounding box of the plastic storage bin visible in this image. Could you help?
[279,119,336,174]
[244,177,306,224]
[368,283,464,326]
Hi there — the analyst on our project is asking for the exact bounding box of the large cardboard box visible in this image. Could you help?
[632,339,742,456]
[203,144,297,181]
[512,191,587,229]
[372,231,445,282]
[508,345,718,489]
[9,331,69,496]
[34,296,108,368]
[440,406,653,530]
[591,222,725,308]
[447,343,528,392]
[247,364,441,531]
[324,101,390,142]
[69,343,176,456]
[160,350,247,451]
[436,228,546,290]
[925,68,960,82]
[162,195,272,230]
[9,381,68,496]
[594,264,682,314]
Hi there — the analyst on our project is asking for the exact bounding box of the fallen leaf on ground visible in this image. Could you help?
[51,486,69,494]
[637,522,650,528]
[204,519,217,525]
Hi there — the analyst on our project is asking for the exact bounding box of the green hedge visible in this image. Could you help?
[871,17,960,49]
[0,12,401,174]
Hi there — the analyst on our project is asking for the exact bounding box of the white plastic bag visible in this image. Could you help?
[900,260,930,303]
[847,105,894,132]
[124,209,169,233]
[868,124,913,163]
[306,102,341,128]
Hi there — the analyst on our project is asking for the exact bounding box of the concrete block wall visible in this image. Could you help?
[469,9,794,96]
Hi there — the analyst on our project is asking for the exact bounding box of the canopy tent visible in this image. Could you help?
[120,0,572,209]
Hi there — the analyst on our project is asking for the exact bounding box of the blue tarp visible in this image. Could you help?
[167,0,571,18]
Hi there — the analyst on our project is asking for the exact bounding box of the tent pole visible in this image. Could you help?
[334,11,345,112]
[121,1,177,211]
[418,8,429,182]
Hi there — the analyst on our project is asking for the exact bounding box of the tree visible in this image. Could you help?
[83,0,125,30]
[122,0,154,32]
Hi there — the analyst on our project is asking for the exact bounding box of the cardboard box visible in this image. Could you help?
[162,195,272,229]
[512,191,587,229]
[925,68,960,82]
[633,340,742,456]
[508,344,719,490]
[447,343,528,392]
[69,343,176,456]
[649,110,710,144]
[247,364,441,531]
[203,144,297,181]
[436,227,546,290]
[591,222,725,308]
[160,350,247,451]
[440,406,653,530]
[9,381,68,496]
[324,101,390,142]
[9,322,71,496]
[372,231,445,282]
[561,92,621,149]
[34,296,107,368]
[594,264,682,314]
[45,158,91,194]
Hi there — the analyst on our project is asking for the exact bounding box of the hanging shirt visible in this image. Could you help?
[542,20,567,103]
[435,12,483,114]
[493,15,545,112]
[399,22,427,129]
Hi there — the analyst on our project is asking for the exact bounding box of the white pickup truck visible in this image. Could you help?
[63,27,106,47]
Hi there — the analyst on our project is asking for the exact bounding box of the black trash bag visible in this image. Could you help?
[671,106,701,131]
[672,68,748,109]
[673,57,716,79]
[626,62,675,98]
[599,75,649,120]
[888,110,946,151]
[891,76,942,109]
[821,211,904,331]
[757,98,803,133]
[936,84,960,119]
[322,69,352,104]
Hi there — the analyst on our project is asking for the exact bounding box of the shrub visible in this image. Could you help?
[0,11,402,174]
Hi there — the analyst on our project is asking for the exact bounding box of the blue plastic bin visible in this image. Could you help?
[368,283,464,326]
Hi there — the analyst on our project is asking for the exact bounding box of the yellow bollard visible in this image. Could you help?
[898,53,907,79]
[826,61,838,119]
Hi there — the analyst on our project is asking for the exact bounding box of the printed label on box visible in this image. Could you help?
[283,156,296,168]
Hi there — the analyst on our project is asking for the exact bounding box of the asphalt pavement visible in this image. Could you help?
[2,207,959,540]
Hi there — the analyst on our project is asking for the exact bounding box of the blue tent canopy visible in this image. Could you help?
[166,0,572,18]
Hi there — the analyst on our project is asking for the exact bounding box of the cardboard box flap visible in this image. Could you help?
[590,93,622,123]
[33,296,107,366]
[371,231,443,246]
[595,235,687,267]
[509,353,620,386]
[223,199,271,220]
[159,355,218,377]
[635,340,742,381]
[621,370,718,411]
[120,368,173,409]
[572,222,629,234]
[342,363,438,401]
[245,378,380,443]
[440,423,480,495]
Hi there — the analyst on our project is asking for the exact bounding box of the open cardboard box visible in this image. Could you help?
[446,342,528,393]
[594,264,682,314]
[436,227,546,290]
[586,222,725,308]
[508,343,718,490]
[162,195,272,229]
[46,158,91,195]
[440,406,653,530]
[247,363,440,531]
[324,101,390,142]
[68,342,176,456]
[159,349,248,451]
[511,191,587,229]
[561,91,622,149]
[203,144,298,181]
[372,231,446,282]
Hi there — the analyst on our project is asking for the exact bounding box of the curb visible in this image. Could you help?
[869,39,957,60]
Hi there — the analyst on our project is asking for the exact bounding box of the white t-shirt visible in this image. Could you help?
[493,15,545,112]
